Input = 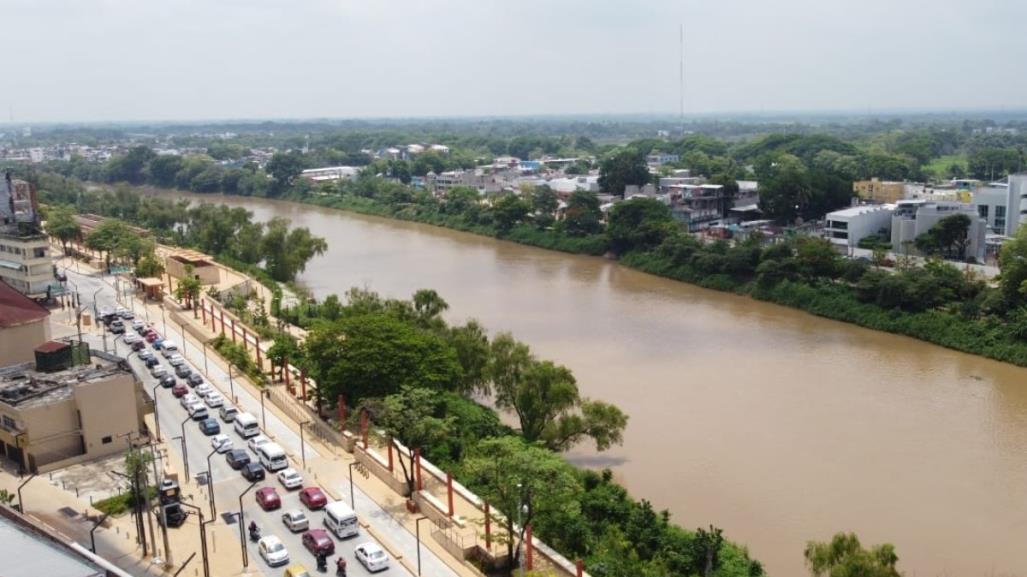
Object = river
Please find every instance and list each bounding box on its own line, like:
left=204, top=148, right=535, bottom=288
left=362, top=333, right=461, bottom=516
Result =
left=158, top=191, right=1027, bottom=577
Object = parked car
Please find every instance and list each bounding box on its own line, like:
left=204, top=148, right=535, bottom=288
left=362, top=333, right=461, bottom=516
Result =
left=152, top=337, right=165, bottom=350
left=195, top=383, right=214, bottom=397
left=277, top=468, right=303, bottom=490
left=354, top=542, right=390, bottom=573
left=257, top=535, right=290, bottom=567
left=150, top=364, right=168, bottom=378
left=281, top=510, right=309, bottom=533
left=211, top=434, right=233, bottom=453
left=226, top=449, right=250, bottom=469
left=138, top=349, right=155, bottom=362
left=109, top=320, right=125, bottom=334
left=172, top=383, right=188, bottom=398
left=143, top=355, right=160, bottom=368
left=131, top=320, right=146, bottom=333
left=256, top=487, right=281, bottom=511
left=117, top=308, right=134, bottom=320
left=248, top=434, right=271, bottom=454
left=242, top=462, right=266, bottom=481
left=174, top=364, right=192, bottom=378
left=219, top=405, right=238, bottom=423
left=161, top=343, right=179, bottom=358
left=160, top=375, right=176, bottom=388
left=187, top=373, right=204, bottom=387
left=145, top=331, right=160, bottom=343
left=168, top=354, right=186, bottom=367
left=301, top=529, right=335, bottom=557
left=131, top=340, right=145, bottom=352
left=180, top=393, right=199, bottom=408
left=204, top=393, right=224, bottom=408
left=198, top=418, right=220, bottom=435
left=160, top=502, right=186, bottom=528
left=190, top=405, right=209, bottom=421
left=123, top=334, right=141, bottom=345
left=298, top=487, right=327, bottom=510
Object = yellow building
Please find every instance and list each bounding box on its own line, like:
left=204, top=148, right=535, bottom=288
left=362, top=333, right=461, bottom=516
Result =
left=0, top=343, right=149, bottom=473
left=0, top=279, right=51, bottom=367
left=854, top=178, right=905, bottom=204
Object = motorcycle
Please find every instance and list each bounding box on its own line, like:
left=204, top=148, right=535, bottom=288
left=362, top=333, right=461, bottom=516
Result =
left=335, top=557, right=348, bottom=577
left=248, top=521, right=260, bottom=543
left=316, top=552, right=328, bottom=573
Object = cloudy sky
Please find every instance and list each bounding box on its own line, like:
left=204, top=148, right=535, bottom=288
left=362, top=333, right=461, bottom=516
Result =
left=4, top=0, right=1025, bottom=123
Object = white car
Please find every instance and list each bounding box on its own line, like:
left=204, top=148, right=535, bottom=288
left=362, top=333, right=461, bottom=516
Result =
left=180, top=393, right=200, bottom=408
left=277, top=468, right=302, bottom=490
left=167, top=354, right=186, bottom=367
left=248, top=434, right=271, bottom=454
left=258, top=535, right=290, bottom=567
left=204, top=393, right=224, bottom=408
left=187, top=402, right=207, bottom=417
left=281, top=509, right=308, bottom=532
left=211, top=434, right=233, bottom=453
left=195, top=384, right=214, bottom=397
left=354, top=542, right=389, bottom=572
left=161, top=342, right=179, bottom=358
left=123, top=333, right=141, bottom=345
left=150, top=365, right=168, bottom=378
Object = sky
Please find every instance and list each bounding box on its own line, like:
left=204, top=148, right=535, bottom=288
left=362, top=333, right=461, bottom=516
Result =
left=4, top=0, right=1026, bottom=123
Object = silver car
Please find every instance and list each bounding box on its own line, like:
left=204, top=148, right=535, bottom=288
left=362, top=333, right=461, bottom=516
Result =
left=281, top=509, right=309, bottom=533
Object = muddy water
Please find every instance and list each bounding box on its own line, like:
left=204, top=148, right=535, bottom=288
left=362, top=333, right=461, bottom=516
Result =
left=169, top=192, right=1027, bottom=576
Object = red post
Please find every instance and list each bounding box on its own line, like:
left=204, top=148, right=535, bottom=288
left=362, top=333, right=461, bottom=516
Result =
left=337, top=394, right=346, bottom=428
left=284, top=357, right=291, bottom=392
left=387, top=443, right=394, bottom=472
left=415, top=448, right=423, bottom=491
left=576, top=559, right=584, bottom=577
left=446, top=472, right=454, bottom=517
left=230, top=319, right=236, bottom=342
left=300, top=369, right=308, bottom=401
left=201, top=303, right=206, bottom=325
left=484, top=502, right=491, bottom=549
left=360, top=410, right=368, bottom=449
left=219, top=309, right=225, bottom=336
left=525, top=524, right=533, bottom=570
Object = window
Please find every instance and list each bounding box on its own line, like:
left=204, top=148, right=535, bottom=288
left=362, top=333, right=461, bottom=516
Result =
left=2, top=415, right=17, bottom=432
left=101, top=436, right=112, bottom=444
left=33, top=247, right=46, bottom=258
left=996, top=206, right=1007, bottom=218
left=978, top=205, right=989, bottom=218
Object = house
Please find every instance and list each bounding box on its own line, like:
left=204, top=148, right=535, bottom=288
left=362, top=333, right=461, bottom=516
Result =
left=426, top=170, right=502, bottom=196
left=667, top=184, right=728, bottom=231
left=824, top=205, right=894, bottom=250
left=164, top=248, right=219, bottom=285
left=0, top=279, right=50, bottom=367
left=300, top=166, right=360, bottom=183
left=0, top=173, right=52, bottom=299
left=854, top=178, right=905, bottom=204
left=429, top=144, right=450, bottom=156
left=0, top=344, right=149, bottom=474
left=890, top=200, right=987, bottom=261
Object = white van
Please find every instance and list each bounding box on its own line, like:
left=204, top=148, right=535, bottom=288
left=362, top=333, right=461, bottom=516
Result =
left=233, top=412, right=260, bottom=438
left=258, top=442, right=288, bottom=472
left=323, top=501, right=359, bottom=539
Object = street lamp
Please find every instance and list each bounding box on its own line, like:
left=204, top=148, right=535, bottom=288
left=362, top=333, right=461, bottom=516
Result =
left=260, top=389, right=267, bottom=430
left=298, top=421, right=308, bottom=470
left=89, top=512, right=110, bottom=554
left=16, top=473, right=36, bottom=514
left=348, top=462, right=358, bottom=511
left=236, top=481, right=259, bottom=569
left=227, top=364, right=235, bottom=403
left=415, top=516, right=429, bottom=576
left=151, top=382, right=162, bottom=442
left=205, top=447, right=218, bottom=518
left=175, top=414, right=191, bottom=481
left=176, top=500, right=210, bottom=577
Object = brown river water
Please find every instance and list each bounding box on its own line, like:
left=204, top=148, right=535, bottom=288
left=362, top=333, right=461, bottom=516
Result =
left=161, top=191, right=1027, bottom=577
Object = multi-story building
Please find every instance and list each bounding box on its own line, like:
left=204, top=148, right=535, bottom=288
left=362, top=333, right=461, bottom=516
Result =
left=0, top=280, right=50, bottom=367
left=426, top=170, right=501, bottom=196
left=0, top=173, right=53, bottom=299
left=646, top=152, right=680, bottom=166
left=967, top=174, right=1027, bottom=236
left=824, top=205, right=894, bottom=250
left=891, top=200, right=988, bottom=261
left=854, top=178, right=906, bottom=204
left=0, top=343, right=148, bottom=474
left=668, top=184, right=728, bottom=231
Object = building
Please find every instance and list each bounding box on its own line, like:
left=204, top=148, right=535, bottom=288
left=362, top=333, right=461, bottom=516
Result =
left=854, top=178, right=906, bottom=204
left=891, top=200, right=988, bottom=261
left=1009, top=173, right=1027, bottom=235
left=0, top=506, right=129, bottom=577
left=646, top=152, right=680, bottom=166
left=824, top=205, right=894, bottom=250
left=0, top=343, right=149, bottom=473
left=0, top=172, right=53, bottom=298
left=426, top=170, right=501, bottom=196
left=164, top=248, right=219, bottom=285
left=0, top=280, right=50, bottom=366
left=300, top=166, right=360, bottom=183
left=668, top=184, right=729, bottom=231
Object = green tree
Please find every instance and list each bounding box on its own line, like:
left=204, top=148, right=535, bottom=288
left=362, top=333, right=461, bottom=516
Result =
left=492, top=194, right=531, bottom=234
left=84, top=218, right=133, bottom=271
left=445, top=320, right=491, bottom=395
left=563, top=190, right=603, bottom=236
left=368, top=387, right=454, bottom=495
left=532, top=185, right=559, bottom=218
left=175, top=264, right=203, bottom=315
left=260, top=217, right=328, bottom=282
left=461, top=437, right=582, bottom=566
left=45, top=205, right=82, bottom=256
left=804, top=533, right=901, bottom=577
left=794, top=237, right=841, bottom=281
left=598, top=148, right=650, bottom=196
left=606, top=197, right=676, bottom=254
left=148, top=155, right=184, bottom=188
left=998, top=224, right=1027, bottom=308
left=134, top=254, right=164, bottom=278
left=265, top=151, right=306, bottom=195
left=914, top=214, right=971, bottom=260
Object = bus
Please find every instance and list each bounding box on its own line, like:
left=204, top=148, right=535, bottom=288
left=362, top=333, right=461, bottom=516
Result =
left=233, top=412, right=260, bottom=438
left=258, top=442, right=288, bottom=472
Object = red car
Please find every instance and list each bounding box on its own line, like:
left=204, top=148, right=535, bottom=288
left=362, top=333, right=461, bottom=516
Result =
left=256, top=487, right=281, bottom=511
left=301, top=529, right=334, bottom=556
left=172, top=383, right=188, bottom=397
left=145, top=331, right=160, bottom=343
left=298, top=487, right=327, bottom=510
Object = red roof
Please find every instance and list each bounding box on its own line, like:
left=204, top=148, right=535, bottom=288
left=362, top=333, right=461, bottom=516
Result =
left=34, top=341, right=68, bottom=354
left=0, top=279, right=50, bottom=328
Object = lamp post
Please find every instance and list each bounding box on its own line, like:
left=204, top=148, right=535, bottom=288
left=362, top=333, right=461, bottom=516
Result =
left=89, top=512, right=110, bottom=553
left=415, top=516, right=429, bottom=576
left=16, top=473, right=36, bottom=514
left=175, top=413, right=191, bottom=481
left=348, top=462, right=358, bottom=510
left=298, top=421, right=308, bottom=470
left=517, top=483, right=526, bottom=577
left=236, top=481, right=259, bottom=569
left=177, top=501, right=210, bottom=577
left=147, top=443, right=172, bottom=567
left=227, top=364, right=235, bottom=403
left=179, top=321, right=187, bottom=356
left=151, top=383, right=162, bottom=442
left=205, top=447, right=218, bottom=518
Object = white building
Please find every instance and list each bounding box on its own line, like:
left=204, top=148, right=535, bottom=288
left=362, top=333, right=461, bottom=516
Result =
left=646, top=153, right=680, bottom=166
left=891, top=200, right=988, bottom=261
left=300, top=166, right=361, bottom=183
left=824, top=205, right=894, bottom=250
left=968, top=174, right=1027, bottom=237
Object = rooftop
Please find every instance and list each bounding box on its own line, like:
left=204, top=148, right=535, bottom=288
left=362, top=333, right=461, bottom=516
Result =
left=0, top=350, right=129, bottom=410
left=166, top=247, right=213, bottom=264
left=0, top=510, right=106, bottom=577
left=827, top=205, right=893, bottom=219
left=0, top=279, right=50, bottom=328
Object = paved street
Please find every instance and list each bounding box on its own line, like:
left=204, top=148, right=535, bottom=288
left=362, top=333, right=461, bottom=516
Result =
left=60, top=263, right=417, bottom=577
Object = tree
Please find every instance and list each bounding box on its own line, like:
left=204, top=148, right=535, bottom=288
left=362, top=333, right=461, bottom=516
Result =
left=461, top=437, right=582, bottom=566
left=492, top=194, right=531, bottom=234
left=134, top=254, right=164, bottom=278
left=998, top=224, right=1027, bottom=308
left=369, top=387, right=454, bottom=495
left=84, top=218, right=133, bottom=271
left=794, top=237, right=840, bottom=281
left=175, top=264, right=203, bottom=315
left=914, top=214, right=971, bottom=260
left=606, top=197, right=676, bottom=254
left=445, top=320, right=491, bottom=395
left=563, top=190, right=603, bottom=236
left=804, top=533, right=901, bottom=577
left=45, top=205, right=81, bottom=255
left=260, top=217, right=328, bottom=282
left=598, top=148, right=650, bottom=196
left=694, top=525, right=725, bottom=577
left=488, top=334, right=627, bottom=452
left=148, top=155, right=184, bottom=188
left=265, top=151, right=306, bottom=195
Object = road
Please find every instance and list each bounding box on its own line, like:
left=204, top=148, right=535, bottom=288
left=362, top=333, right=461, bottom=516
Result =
left=63, top=264, right=413, bottom=577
